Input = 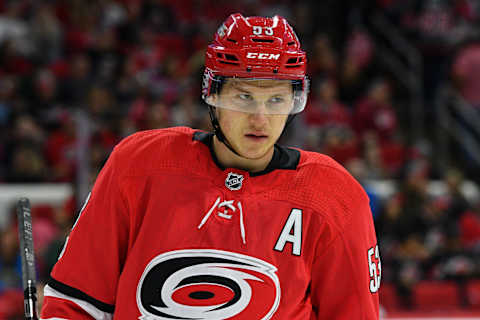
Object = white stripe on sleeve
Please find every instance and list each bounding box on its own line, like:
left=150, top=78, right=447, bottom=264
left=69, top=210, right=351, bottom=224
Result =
left=43, top=285, right=113, bottom=320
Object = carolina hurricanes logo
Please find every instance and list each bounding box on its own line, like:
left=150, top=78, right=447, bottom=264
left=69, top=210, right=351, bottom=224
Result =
left=136, top=249, right=281, bottom=320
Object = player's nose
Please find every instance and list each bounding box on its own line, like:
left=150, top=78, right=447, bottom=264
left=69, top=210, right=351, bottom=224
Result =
left=247, top=105, right=269, bottom=127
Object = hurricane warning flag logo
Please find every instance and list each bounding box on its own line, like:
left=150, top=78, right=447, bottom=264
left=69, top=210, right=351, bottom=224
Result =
left=136, top=249, right=280, bottom=320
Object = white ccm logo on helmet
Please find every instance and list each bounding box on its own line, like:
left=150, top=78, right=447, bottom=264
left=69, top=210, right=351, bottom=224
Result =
left=246, top=52, right=280, bottom=60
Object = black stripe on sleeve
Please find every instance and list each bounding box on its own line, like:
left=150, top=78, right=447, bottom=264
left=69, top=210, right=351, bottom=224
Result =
left=48, top=277, right=115, bottom=313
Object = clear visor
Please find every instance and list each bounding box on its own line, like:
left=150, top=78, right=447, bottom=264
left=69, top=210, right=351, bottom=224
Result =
left=203, top=76, right=309, bottom=115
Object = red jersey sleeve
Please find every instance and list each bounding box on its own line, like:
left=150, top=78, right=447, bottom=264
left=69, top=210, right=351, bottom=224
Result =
left=41, top=143, right=130, bottom=319
left=310, top=177, right=380, bottom=319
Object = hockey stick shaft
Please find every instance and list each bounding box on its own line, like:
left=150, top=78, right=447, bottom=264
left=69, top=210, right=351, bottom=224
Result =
left=17, top=198, right=38, bottom=320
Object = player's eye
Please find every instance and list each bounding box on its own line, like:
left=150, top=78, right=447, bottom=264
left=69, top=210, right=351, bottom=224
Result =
left=237, top=93, right=253, bottom=101
left=269, top=96, right=284, bottom=104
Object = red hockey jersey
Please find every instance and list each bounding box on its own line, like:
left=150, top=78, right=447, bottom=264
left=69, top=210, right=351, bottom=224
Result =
left=41, top=127, right=380, bottom=319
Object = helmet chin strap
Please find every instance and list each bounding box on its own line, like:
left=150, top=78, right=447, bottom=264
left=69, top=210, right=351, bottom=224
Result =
left=208, top=106, right=297, bottom=159
left=208, top=106, right=242, bottom=157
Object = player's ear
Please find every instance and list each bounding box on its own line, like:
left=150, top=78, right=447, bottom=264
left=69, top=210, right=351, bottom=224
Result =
left=208, top=93, right=222, bottom=117
left=209, top=93, right=219, bottom=105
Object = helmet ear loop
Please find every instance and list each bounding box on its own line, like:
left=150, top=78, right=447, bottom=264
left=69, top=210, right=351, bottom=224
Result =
left=208, top=105, right=242, bottom=157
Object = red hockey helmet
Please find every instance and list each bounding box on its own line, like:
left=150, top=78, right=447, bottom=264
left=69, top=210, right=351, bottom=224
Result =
left=202, top=13, right=309, bottom=115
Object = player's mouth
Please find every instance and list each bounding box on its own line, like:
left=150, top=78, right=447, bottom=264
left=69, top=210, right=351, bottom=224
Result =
left=244, top=133, right=268, bottom=141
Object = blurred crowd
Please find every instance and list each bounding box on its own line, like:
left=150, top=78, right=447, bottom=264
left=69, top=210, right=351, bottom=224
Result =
left=1, top=0, right=480, bottom=317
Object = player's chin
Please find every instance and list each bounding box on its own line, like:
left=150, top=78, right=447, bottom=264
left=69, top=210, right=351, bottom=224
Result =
left=239, top=144, right=273, bottom=160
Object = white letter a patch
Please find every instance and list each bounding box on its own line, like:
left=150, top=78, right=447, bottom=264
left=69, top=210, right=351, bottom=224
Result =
left=274, top=209, right=302, bottom=256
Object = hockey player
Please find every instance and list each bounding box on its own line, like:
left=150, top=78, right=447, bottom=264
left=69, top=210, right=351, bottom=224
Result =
left=41, top=13, right=380, bottom=319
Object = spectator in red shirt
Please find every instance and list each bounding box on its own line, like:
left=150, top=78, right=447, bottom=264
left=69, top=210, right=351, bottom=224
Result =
left=44, top=111, right=76, bottom=182
left=452, top=43, right=480, bottom=107
left=354, top=77, right=397, bottom=143
left=305, top=77, right=358, bottom=164
left=459, top=200, right=480, bottom=249
left=305, top=76, right=351, bottom=127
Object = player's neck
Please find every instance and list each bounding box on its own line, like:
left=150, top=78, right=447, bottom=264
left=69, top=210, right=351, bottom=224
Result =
left=212, top=136, right=274, bottom=173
